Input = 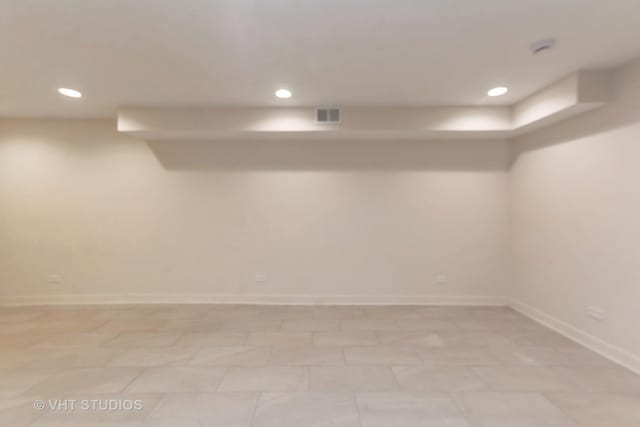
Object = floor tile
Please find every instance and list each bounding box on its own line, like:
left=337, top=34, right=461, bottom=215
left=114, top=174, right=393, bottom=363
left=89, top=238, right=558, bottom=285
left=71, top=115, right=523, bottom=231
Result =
left=108, top=348, right=198, bottom=367
left=28, top=393, right=161, bottom=427
left=552, top=366, right=640, bottom=392
left=506, top=331, right=579, bottom=348
left=253, top=392, right=360, bottom=427
left=103, top=333, right=182, bottom=348
left=218, top=367, right=309, bottom=391
left=546, top=392, right=640, bottom=427
left=26, top=367, right=142, bottom=394
left=310, top=366, right=399, bottom=391
left=394, top=319, right=459, bottom=331
left=94, top=319, right=167, bottom=334
left=436, top=331, right=515, bottom=348
left=142, top=392, right=258, bottom=427
left=0, top=368, right=59, bottom=395
left=393, top=366, right=488, bottom=392
left=489, top=347, right=566, bottom=367
left=125, top=367, right=227, bottom=392
left=472, top=367, right=576, bottom=392
left=344, top=346, right=423, bottom=365
left=313, top=331, right=379, bottom=346
left=453, top=318, right=529, bottom=332
left=190, top=346, right=270, bottom=367
left=341, top=319, right=399, bottom=331
left=0, top=395, right=45, bottom=427
left=357, top=392, right=472, bottom=427
left=153, top=319, right=222, bottom=332
left=310, top=307, right=368, bottom=320
left=0, top=351, right=31, bottom=369
left=0, top=309, right=45, bottom=323
left=246, top=332, right=313, bottom=346
left=24, top=348, right=120, bottom=369
left=0, top=304, right=637, bottom=426
left=174, top=332, right=247, bottom=347
left=268, top=346, right=345, bottom=366
left=416, top=348, right=500, bottom=367
left=556, top=348, right=617, bottom=367
left=33, top=332, right=119, bottom=348
left=219, top=320, right=282, bottom=332
left=376, top=331, right=446, bottom=347
left=33, top=319, right=109, bottom=335
left=456, top=391, right=580, bottom=427
left=280, top=319, right=341, bottom=332
left=0, top=332, right=50, bottom=350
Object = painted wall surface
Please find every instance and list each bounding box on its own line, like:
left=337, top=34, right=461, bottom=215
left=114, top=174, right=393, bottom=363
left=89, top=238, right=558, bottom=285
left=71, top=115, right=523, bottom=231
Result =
left=0, top=120, right=509, bottom=303
left=510, top=59, right=640, bottom=362
left=2, top=60, right=638, bottom=370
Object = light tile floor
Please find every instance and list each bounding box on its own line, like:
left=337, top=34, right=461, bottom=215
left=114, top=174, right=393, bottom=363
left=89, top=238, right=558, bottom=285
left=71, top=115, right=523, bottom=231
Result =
left=0, top=305, right=639, bottom=426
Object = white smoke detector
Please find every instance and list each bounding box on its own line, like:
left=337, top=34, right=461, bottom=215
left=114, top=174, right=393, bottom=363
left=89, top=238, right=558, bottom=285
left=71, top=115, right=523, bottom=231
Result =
left=530, top=38, right=556, bottom=55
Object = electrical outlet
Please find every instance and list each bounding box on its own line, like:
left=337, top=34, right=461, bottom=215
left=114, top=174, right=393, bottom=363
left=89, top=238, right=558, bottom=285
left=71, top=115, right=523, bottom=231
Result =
left=435, top=274, right=449, bottom=285
left=587, top=306, right=606, bottom=321
left=254, top=274, right=266, bottom=283
left=47, top=274, right=62, bottom=285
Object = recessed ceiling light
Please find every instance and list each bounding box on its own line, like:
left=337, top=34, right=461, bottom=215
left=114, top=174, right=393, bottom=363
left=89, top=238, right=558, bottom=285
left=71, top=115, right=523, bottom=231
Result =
left=487, top=86, right=508, bottom=97
left=275, top=89, right=292, bottom=99
left=58, top=88, right=83, bottom=98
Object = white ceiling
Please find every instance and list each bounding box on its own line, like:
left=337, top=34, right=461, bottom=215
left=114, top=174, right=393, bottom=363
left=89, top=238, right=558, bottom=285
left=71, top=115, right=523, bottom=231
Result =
left=2, top=0, right=640, bottom=118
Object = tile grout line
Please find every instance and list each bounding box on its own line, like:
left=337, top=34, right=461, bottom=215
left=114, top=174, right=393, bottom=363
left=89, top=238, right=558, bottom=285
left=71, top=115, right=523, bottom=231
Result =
left=248, top=391, right=261, bottom=427
left=353, top=391, right=365, bottom=427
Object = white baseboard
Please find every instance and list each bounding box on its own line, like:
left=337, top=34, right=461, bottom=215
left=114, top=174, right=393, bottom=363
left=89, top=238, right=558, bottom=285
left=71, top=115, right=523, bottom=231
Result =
left=510, top=299, right=640, bottom=375
left=0, top=293, right=506, bottom=307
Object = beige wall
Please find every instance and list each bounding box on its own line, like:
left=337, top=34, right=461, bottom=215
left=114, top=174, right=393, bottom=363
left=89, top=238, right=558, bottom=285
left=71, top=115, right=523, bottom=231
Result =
left=0, top=120, right=509, bottom=304
left=509, top=59, right=640, bottom=367
left=2, top=61, right=638, bottom=370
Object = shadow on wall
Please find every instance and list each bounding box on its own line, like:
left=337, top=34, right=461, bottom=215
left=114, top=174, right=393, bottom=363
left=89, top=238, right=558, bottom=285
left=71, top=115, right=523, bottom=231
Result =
left=510, top=106, right=640, bottom=165
left=510, top=59, right=640, bottom=164
left=146, top=139, right=509, bottom=172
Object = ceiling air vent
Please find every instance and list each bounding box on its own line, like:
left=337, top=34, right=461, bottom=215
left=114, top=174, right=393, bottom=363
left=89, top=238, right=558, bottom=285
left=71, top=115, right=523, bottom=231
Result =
left=316, top=107, right=341, bottom=124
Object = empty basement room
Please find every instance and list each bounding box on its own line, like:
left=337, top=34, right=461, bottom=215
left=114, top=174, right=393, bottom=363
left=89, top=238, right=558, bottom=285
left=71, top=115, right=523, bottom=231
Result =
left=2, top=1, right=640, bottom=426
